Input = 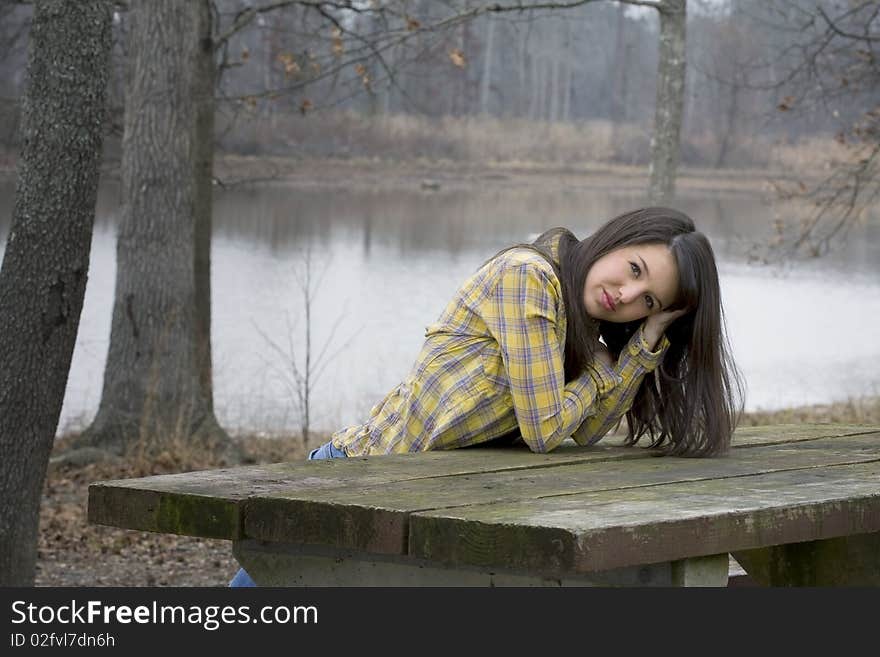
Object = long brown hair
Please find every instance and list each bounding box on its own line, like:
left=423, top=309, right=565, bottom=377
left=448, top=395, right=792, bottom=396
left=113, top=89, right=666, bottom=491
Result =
left=531, top=207, right=744, bottom=456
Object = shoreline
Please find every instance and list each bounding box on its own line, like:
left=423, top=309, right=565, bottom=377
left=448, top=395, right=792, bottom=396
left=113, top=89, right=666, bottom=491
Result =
left=0, top=152, right=795, bottom=198
left=214, top=154, right=789, bottom=198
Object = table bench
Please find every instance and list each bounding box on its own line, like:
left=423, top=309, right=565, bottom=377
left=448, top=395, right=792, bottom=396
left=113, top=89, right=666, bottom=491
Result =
left=87, top=424, right=880, bottom=586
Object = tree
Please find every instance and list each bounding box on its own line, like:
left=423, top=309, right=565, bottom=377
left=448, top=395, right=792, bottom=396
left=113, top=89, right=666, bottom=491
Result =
left=641, top=0, right=687, bottom=203
left=602, top=0, right=687, bottom=202
left=256, top=248, right=357, bottom=449
left=77, top=0, right=232, bottom=458
left=764, top=0, right=880, bottom=256
left=0, top=0, right=112, bottom=586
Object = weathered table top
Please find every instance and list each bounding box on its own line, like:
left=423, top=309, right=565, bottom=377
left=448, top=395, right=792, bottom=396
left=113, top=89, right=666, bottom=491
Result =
left=88, top=424, right=880, bottom=577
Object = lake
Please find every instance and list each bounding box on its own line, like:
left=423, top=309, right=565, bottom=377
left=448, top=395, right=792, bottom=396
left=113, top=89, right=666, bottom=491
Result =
left=2, top=174, right=879, bottom=435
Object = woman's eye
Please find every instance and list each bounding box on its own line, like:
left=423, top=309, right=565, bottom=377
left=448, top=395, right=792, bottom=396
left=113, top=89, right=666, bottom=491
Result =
left=630, top=262, right=641, bottom=276
left=645, top=295, right=654, bottom=309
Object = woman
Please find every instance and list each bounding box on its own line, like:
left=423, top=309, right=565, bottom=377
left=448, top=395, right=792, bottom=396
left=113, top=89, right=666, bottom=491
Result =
left=230, top=206, right=743, bottom=586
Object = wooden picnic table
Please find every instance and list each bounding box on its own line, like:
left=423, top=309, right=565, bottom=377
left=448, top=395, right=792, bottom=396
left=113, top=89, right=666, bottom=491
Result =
left=88, top=424, right=880, bottom=586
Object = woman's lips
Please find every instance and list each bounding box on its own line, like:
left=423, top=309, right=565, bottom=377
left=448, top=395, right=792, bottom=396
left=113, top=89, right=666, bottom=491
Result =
left=602, top=289, right=616, bottom=311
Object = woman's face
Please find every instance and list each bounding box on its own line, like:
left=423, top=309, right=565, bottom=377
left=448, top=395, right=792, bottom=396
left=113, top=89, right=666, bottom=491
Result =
left=582, top=243, right=680, bottom=323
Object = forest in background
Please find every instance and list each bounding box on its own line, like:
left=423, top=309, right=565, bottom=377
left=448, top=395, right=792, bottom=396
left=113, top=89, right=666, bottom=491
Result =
left=0, top=0, right=861, bottom=172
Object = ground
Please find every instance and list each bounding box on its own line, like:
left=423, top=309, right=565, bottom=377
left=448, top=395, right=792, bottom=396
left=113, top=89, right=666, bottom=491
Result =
left=33, top=397, right=880, bottom=587
left=36, top=462, right=237, bottom=587
left=35, top=432, right=314, bottom=587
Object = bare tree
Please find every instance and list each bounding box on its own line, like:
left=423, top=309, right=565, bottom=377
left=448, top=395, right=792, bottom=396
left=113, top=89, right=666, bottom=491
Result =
left=0, top=0, right=112, bottom=586
left=256, top=249, right=357, bottom=449
left=763, top=0, right=880, bottom=257
left=213, top=1, right=685, bottom=179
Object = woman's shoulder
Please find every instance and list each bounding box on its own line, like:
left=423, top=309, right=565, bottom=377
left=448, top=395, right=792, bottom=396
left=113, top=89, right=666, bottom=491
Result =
left=486, top=247, right=562, bottom=300
left=492, top=245, right=558, bottom=274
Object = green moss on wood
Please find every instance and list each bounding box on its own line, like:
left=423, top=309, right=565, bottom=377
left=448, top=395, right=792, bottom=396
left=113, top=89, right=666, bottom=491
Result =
left=156, top=494, right=240, bottom=540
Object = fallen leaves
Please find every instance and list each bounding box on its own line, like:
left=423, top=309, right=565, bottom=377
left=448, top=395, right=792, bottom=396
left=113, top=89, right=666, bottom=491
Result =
left=449, top=48, right=466, bottom=69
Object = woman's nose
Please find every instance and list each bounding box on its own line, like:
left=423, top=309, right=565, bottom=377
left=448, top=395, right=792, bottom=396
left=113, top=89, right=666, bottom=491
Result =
left=617, top=284, right=637, bottom=305
left=619, top=282, right=648, bottom=306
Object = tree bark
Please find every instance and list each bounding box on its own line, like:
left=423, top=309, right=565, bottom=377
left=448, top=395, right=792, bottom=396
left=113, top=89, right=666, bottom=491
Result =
left=0, top=0, right=111, bottom=586
left=80, top=0, right=230, bottom=457
left=194, top=0, right=216, bottom=414
left=648, top=0, right=687, bottom=204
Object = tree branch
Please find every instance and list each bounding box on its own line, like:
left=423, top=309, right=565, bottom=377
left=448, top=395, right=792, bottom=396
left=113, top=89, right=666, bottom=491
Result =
left=817, top=3, right=880, bottom=44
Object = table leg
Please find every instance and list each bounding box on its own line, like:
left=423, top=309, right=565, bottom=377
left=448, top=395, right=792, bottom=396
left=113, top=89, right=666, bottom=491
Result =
left=670, top=553, right=730, bottom=587
left=732, top=531, right=880, bottom=586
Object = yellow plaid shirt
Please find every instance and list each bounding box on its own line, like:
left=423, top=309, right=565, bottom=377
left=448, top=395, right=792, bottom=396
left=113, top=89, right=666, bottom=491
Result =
left=332, top=240, right=670, bottom=456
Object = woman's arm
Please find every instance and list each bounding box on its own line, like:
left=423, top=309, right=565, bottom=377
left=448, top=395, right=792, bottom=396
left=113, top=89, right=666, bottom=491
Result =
left=571, top=326, right=670, bottom=446
left=571, top=308, right=687, bottom=445
left=482, top=259, right=617, bottom=453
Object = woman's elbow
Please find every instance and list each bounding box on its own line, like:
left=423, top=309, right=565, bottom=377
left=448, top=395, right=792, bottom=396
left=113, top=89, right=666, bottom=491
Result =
left=523, top=432, right=563, bottom=454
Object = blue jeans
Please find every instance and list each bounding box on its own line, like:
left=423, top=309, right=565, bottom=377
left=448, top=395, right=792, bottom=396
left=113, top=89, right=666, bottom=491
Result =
left=228, top=441, right=347, bottom=587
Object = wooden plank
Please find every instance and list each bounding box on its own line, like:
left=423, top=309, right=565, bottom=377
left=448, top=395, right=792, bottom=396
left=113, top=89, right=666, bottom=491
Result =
left=409, top=460, right=880, bottom=575
left=729, top=424, right=877, bottom=447
left=87, top=442, right=651, bottom=537
left=242, top=433, right=880, bottom=552
left=232, top=539, right=677, bottom=587
left=88, top=485, right=241, bottom=540
left=600, top=424, right=875, bottom=449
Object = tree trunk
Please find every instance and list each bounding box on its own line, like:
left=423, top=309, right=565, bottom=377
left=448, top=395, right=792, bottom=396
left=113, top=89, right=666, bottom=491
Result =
left=549, top=58, right=560, bottom=122
left=0, top=0, right=111, bottom=586
left=80, top=0, right=230, bottom=457
left=612, top=3, right=628, bottom=121
left=648, top=0, right=687, bottom=204
left=715, top=78, right=740, bottom=168
left=382, top=44, right=396, bottom=115
left=518, top=18, right=533, bottom=117
left=194, top=0, right=216, bottom=415
left=479, top=15, right=495, bottom=116
left=561, top=20, right=572, bottom=123
left=528, top=53, right=540, bottom=120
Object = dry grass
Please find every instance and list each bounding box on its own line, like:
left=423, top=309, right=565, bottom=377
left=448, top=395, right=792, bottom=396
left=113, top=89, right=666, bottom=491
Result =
left=740, top=396, right=880, bottom=427
left=766, top=135, right=853, bottom=173
left=217, top=109, right=848, bottom=176
left=221, top=110, right=644, bottom=164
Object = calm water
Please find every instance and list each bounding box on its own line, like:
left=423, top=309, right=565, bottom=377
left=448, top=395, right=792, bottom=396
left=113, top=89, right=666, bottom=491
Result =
left=2, top=178, right=879, bottom=435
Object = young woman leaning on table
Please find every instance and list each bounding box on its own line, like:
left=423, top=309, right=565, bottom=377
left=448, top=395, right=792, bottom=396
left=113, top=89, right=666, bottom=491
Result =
left=229, top=206, right=743, bottom=587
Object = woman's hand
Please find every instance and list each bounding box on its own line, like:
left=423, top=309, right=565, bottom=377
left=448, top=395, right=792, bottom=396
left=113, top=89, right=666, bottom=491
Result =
left=642, top=307, right=690, bottom=350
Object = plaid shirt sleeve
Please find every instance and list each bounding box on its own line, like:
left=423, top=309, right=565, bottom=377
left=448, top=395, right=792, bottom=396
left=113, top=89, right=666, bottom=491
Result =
left=480, top=258, right=619, bottom=453
left=571, top=326, right=670, bottom=446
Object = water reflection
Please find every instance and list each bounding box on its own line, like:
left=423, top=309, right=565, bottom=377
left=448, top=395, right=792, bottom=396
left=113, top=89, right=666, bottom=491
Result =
left=211, top=184, right=749, bottom=258
left=1, top=178, right=878, bottom=434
